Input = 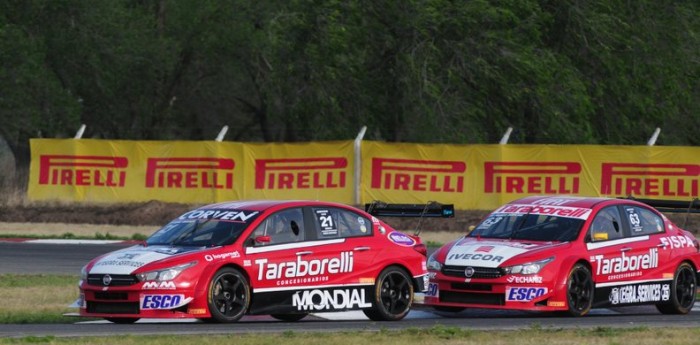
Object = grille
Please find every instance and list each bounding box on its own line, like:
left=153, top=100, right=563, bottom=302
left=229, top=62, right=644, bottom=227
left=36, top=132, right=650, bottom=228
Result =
left=450, top=283, right=492, bottom=291
left=87, top=274, right=139, bottom=287
left=87, top=302, right=139, bottom=314
left=94, top=292, right=129, bottom=301
left=442, top=265, right=504, bottom=279
left=440, top=291, right=504, bottom=306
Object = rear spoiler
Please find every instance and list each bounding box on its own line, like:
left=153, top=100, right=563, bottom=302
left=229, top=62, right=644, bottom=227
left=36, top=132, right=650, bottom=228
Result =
left=623, top=197, right=700, bottom=213
left=364, top=201, right=454, bottom=236
left=365, top=201, right=455, bottom=218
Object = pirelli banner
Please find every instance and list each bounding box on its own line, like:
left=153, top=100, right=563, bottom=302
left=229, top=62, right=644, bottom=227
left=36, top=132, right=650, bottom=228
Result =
left=362, top=142, right=700, bottom=210
left=28, top=139, right=353, bottom=204
left=29, top=139, right=700, bottom=209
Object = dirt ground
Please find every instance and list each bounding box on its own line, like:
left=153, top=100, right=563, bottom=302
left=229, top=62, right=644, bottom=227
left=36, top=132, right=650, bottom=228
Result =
left=1, top=200, right=699, bottom=242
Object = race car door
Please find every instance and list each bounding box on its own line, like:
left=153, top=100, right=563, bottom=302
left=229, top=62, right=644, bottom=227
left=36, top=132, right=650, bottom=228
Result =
left=243, top=207, right=309, bottom=314
left=290, top=206, right=375, bottom=313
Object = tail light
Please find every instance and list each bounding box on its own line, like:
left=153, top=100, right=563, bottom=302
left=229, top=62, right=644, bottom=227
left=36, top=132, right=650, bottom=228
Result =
left=413, top=243, right=427, bottom=256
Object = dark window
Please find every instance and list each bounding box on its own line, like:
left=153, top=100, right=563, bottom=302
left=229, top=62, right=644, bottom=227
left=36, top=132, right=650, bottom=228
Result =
left=313, top=208, right=372, bottom=239
left=251, top=208, right=304, bottom=245
left=588, top=206, right=624, bottom=242
left=624, top=206, right=664, bottom=236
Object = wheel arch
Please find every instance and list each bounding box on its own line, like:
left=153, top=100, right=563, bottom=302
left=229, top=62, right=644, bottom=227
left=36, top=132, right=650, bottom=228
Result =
left=377, top=263, right=421, bottom=291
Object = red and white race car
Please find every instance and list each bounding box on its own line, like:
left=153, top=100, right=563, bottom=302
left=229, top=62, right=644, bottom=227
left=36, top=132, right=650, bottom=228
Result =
left=75, top=200, right=449, bottom=323
left=423, top=196, right=700, bottom=316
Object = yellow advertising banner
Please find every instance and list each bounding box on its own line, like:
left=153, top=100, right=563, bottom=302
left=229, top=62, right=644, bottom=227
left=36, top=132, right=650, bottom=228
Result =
left=29, top=139, right=700, bottom=209
left=362, top=142, right=700, bottom=210
left=28, top=139, right=245, bottom=203
left=241, top=141, right=354, bottom=203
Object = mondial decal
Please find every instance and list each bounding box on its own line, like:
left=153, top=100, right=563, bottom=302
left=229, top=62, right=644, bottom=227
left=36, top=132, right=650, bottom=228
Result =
left=591, top=248, right=659, bottom=276
left=292, top=288, right=371, bottom=311
left=371, top=158, right=465, bottom=192
left=255, top=157, right=347, bottom=189
left=484, top=162, right=580, bottom=194
left=256, top=252, right=354, bottom=280
left=145, top=157, right=234, bottom=189
left=601, top=163, right=700, bottom=197
left=38, top=155, right=128, bottom=187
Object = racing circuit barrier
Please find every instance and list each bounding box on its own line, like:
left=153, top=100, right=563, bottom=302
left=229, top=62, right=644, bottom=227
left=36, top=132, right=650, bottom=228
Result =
left=27, top=138, right=700, bottom=210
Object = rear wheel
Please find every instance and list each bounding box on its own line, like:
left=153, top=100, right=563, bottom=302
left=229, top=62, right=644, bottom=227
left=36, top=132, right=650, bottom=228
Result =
left=566, top=263, right=593, bottom=316
left=105, top=317, right=139, bottom=324
left=271, top=313, right=308, bottom=321
left=207, top=267, right=250, bottom=323
left=363, top=266, right=413, bottom=321
left=656, top=262, right=696, bottom=314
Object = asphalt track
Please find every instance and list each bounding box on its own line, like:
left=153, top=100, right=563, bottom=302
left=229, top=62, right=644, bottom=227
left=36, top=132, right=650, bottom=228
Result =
left=1, top=241, right=700, bottom=338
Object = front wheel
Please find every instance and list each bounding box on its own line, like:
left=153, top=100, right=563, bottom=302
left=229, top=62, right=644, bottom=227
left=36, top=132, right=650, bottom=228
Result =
left=566, top=263, right=593, bottom=316
left=363, top=266, right=413, bottom=321
left=207, top=267, right=250, bottom=323
left=656, top=262, right=696, bottom=314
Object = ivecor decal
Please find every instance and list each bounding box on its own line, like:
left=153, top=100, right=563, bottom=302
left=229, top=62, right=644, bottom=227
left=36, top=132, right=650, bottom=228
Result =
left=388, top=231, right=416, bottom=247
left=292, top=288, right=371, bottom=311
left=255, top=251, right=354, bottom=281
left=484, top=162, right=580, bottom=194
left=445, top=242, right=532, bottom=268
left=255, top=157, right=347, bottom=189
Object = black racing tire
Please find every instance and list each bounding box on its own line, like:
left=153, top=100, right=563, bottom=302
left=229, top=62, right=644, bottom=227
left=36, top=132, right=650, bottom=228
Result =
left=105, top=317, right=139, bottom=324
left=565, top=263, right=594, bottom=316
left=271, top=313, right=308, bottom=322
left=433, top=306, right=466, bottom=313
left=207, top=267, right=250, bottom=323
left=656, top=262, right=696, bottom=315
left=362, top=266, right=414, bottom=321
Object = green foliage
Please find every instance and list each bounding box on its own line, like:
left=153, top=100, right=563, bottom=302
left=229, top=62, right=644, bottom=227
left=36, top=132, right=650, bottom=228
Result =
left=0, top=0, right=698, bottom=165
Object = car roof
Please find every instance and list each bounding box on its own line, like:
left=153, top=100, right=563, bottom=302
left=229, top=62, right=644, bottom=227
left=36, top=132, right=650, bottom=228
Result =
left=508, top=195, right=626, bottom=209
left=195, top=200, right=353, bottom=212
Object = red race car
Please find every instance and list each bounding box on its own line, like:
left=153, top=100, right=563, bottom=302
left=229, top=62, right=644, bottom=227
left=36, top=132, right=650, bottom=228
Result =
left=423, top=196, right=700, bottom=316
left=75, top=200, right=450, bottom=323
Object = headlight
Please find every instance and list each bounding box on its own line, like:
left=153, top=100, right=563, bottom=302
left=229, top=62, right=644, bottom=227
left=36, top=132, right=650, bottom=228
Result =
left=503, top=257, right=554, bottom=275
left=136, top=261, right=197, bottom=282
left=427, top=254, right=442, bottom=271
left=80, top=265, right=88, bottom=281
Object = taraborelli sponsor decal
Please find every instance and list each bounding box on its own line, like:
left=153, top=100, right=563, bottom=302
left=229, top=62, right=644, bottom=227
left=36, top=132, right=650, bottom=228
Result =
left=255, top=157, right=347, bottom=189
left=484, top=162, right=580, bottom=194
left=145, top=157, right=234, bottom=189
left=292, top=288, right=371, bottom=311
left=601, top=163, right=699, bottom=197
left=370, top=158, right=465, bottom=192
left=495, top=204, right=591, bottom=220
left=591, top=248, right=659, bottom=276
left=256, top=251, right=354, bottom=280
left=38, top=155, right=127, bottom=187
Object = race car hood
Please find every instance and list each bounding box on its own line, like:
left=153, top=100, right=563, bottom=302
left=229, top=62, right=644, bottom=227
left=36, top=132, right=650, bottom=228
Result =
left=443, top=237, right=564, bottom=268
left=88, top=245, right=205, bottom=275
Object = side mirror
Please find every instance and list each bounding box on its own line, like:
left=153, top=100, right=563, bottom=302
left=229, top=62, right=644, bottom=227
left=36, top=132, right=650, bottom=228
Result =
left=592, top=232, right=609, bottom=241
left=467, top=225, right=476, bottom=233
left=255, top=235, right=271, bottom=244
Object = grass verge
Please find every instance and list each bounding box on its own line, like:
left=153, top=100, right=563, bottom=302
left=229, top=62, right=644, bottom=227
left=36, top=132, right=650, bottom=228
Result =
left=3, top=326, right=700, bottom=345
left=0, top=275, right=82, bottom=324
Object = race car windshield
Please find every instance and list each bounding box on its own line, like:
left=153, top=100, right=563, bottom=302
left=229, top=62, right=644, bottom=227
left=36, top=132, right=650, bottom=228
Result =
left=146, top=210, right=258, bottom=247
left=468, top=213, right=584, bottom=242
